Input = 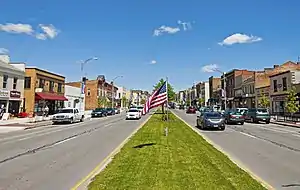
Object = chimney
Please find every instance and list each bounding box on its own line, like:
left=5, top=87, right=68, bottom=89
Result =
left=0, top=54, right=10, bottom=64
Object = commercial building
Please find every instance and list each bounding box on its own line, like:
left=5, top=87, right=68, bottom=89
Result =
left=208, top=76, right=221, bottom=105
left=66, top=75, right=118, bottom=110
left=24, top=67, right=67, bottom=115
left=64, top=85, right=85, bottom=112
left=0, top=59, right=25, bottom=115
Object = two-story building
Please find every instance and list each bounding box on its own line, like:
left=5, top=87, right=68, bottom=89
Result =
left=66, top=75, right=118, bottom=110
left=269, top=70, right=300, bottom=113
left=0, top=60, right=25, bottom=115
left=208, top=76, right=221, bottom=106
left=234, top=74, right=255, bottom=108
left=24, top=67, right=67, bottom=115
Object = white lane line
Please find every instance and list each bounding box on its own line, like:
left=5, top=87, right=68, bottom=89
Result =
left=247, top=123, right=297, bottom=134
left=292, top=134, right=300, bottom=138
left=54, top=136, right=78, bottom=146
left=240, top=132, right=258, bottom=139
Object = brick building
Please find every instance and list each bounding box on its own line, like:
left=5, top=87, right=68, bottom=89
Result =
left=208, top=76, right=221, bottom=105
left=66, top=76, right=118, bottom=110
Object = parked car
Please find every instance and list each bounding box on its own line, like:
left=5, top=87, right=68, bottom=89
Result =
left=197, top=112, right=225, bottom=130
left=91, top=108, right=107, bottom=117
left=52, top=108, right=84, bottom=124
left=179, top=105, right=185, bottom=110
left=126, top=108, right=141, bottom=120
left=186, top=106, right=197, bottom=114
left=223, top=109, right=245, bottom=125
left=137, top=106, right=144, bottom=113
left=236, top=108, right=248, bottom=115
left=106, top=108, right=116, bottom=115
left=244, top=108, right=270, bottom=124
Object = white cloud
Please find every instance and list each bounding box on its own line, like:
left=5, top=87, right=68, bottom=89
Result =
left=177, top=20, right=192, bottom=31
left=218, top=33, right=262, bottom=46
left=150, top=60, right=157, bottom=64
left=201, top=64, right=219, bottom=72
left=0, top=48, right=9, bottom=54
left=38, top=24, right=59, bottom=39
left=35, top=33, right=47, bottom=40
left=0, top=23, right=33, bottom=34
left=153, top=25, right=180, bottom=36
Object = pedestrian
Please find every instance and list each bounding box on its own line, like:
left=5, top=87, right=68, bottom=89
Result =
left=44, top=105, right=49, bottom=117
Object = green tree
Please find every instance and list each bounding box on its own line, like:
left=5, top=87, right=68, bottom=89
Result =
left=258, top=94, right=270, bottom=108
left=153, top=78, right=176, bottom=101
left=121, top=96, right=128, bottom=108
left=140, top=98, right=146, bottom=105
left=98, top=97, right=108, bottom=108
left=285, top=86, right=300, bottom=115
left=198, top=97, right=205, bottom=107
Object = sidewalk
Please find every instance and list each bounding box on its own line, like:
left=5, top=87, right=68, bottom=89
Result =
left=270, top=120, right=300, bottom=128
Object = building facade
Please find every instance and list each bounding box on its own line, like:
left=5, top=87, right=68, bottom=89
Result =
left=64, top=85, right=85, bottom=112
left=208, top=76, right=221, bottom=105
left=24, top=67, right=67, bottom=115
left=0, top=60, right=25, bottom=115
left=234, top=74, right=255, bottom=108
left=67, top=76, right=118, bottom=110
left=269, top=70, right=300, bottom=113
left=255, top=86, right=270, bottom=108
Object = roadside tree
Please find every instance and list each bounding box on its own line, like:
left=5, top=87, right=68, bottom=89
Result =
left=285, top=86, right=300, bottom=116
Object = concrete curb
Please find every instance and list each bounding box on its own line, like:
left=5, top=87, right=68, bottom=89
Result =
left=24, top=121, right=53, bottom=130
left=172, top=111, right=274, bottom=190
left=270, top=121, right=300, bottom=129
left=71, top=114, right=153, bottom=190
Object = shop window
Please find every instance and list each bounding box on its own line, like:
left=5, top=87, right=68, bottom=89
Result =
left=57, top=83, right=62, bottom=93
left=273, top=80, right=278, bottom=92
left=13, top=77, right=18, bottom=89
left=24, top=77, right=31, bottom=89
left=2, top=75, right=8, bottom=89
left=49, top=81, right=54, bottom=92
left=282, top=77, right=287, bottom=91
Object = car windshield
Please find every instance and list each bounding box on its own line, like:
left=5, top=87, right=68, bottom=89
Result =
left=107, top=108, right=113, bottom=111
left=229, top=109, right=242, bottom=115
left=257, top=109, right=268, bottom=114
left=205, top=112, right=222, bottom=119
left=58, top=109, right=73, bottom=113
left=137, top=107, right=143, bottom=109
left=94, top=108, right=104, bottom=112
left=128, top=109, right=139, bottom=112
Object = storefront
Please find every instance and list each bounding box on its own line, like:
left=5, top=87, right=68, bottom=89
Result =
left=8, top=90, right=22, bottom=116
left=35, top=92, right=68, bottom=115
left=271, top=95, right=287, bottom=114
left=0, top=89, right=10, bottom=113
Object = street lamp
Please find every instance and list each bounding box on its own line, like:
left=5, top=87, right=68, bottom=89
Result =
left=79, top=57, right=98, bottom=112
left=111, top=75, right=123, bottom=108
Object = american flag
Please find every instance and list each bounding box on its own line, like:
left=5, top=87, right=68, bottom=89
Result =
left=142, top=81, right=167, bottom=115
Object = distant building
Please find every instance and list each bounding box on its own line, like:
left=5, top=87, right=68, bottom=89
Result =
left=64, top=85, right=85, bottom=112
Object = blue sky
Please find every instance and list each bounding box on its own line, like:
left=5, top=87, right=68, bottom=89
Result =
left=1, top=0, right=300, bottom=92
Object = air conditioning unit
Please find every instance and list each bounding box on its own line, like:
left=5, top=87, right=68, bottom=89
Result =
left=35, top=88, right=43, bottom=92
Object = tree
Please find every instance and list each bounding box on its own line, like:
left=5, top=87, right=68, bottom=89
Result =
left=285, top=86, right=300, bottom=115
left=198, top=97, right=205, bottom=107
left=258, top=94, right=270, bottom=108
left=153, top=78, right=176, bottom=101
left=121, top=96, right=128, bottom=108
left=140, top=98, right=146, bottom=105
left=98, top=97, right=108, bottom=108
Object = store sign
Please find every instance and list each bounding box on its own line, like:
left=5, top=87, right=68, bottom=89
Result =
left=10, top=91, right=21, bottom=98
left=0, top=89, right=9, bottom=98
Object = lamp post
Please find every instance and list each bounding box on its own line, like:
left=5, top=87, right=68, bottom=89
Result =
left=79, top=57, right=98, bottom=112
left=111, top=75, right=123, bottom=108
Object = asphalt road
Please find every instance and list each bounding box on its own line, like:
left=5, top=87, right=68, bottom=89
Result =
left=173, top=109, right=300, bottom=190
left=0, top=112, right=150, bottom=190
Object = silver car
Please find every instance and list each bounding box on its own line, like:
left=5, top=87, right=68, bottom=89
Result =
left=196, top=112, right=225, bottom=130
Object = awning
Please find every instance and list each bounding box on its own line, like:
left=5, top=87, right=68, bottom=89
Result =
left=35, top=92, right=68, bottom=101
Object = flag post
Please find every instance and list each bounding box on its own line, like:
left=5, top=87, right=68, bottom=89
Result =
left=165, top=77, right=169, bottom=136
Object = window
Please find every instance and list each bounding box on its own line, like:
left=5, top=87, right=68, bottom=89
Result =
left=24, top=77, right=31, bottom=89
left=12, top=77, right=18, bottom=89
left=273, top=80, right=278, bottom=92
left=2, top=75, right=8, bottom=89
left=57, top=83, right=62, bottom=93
left=49, top=81, right=54, bottom=92
left=39, top=79, right=45, bottom=88
left=282, top=77, right=287, bottom=91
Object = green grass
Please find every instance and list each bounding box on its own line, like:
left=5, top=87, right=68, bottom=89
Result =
left=88, top=112, right=266, bottom=190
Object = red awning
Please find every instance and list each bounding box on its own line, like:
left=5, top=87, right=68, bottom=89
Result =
left=35, top=92, right=68, bottom=101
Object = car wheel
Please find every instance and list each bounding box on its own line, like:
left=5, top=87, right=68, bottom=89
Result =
left=240, top=122, right=244, bottom=125
left=69, top=117, right=74, bottom=124
left=220, top=126, right=225, bottom=131
left=52, top=122, right=57, bottom=125
left=266, top=121, right=270, bottom=124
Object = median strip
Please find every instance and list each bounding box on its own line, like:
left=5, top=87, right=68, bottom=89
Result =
left=88, top=111, right=266, bottom=190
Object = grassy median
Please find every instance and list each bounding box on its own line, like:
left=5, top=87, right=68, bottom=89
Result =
left=88, top=112, right=266, bottom=190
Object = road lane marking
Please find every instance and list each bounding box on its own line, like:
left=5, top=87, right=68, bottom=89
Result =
left=240, top=132, right=258, bottom=139
left=55, top=136, right=78, bottom=145
left=70, top=115, right=152, bottom=190
left=172, top=111, right=275, bottom=190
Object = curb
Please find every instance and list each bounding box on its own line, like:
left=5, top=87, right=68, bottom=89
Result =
left=24, top=122, right=52, bottom=130
left=71, top=114, right=153, bottom=190
left=270, top=121, right=300, bottom=129
left=172, top=111, right=274, bottom=190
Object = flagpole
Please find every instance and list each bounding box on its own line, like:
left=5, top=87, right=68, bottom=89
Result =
left=165, top=77, right=169, bottom=136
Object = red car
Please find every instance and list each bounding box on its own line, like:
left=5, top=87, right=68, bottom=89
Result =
left=186, top=106, right=197, bottom=114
